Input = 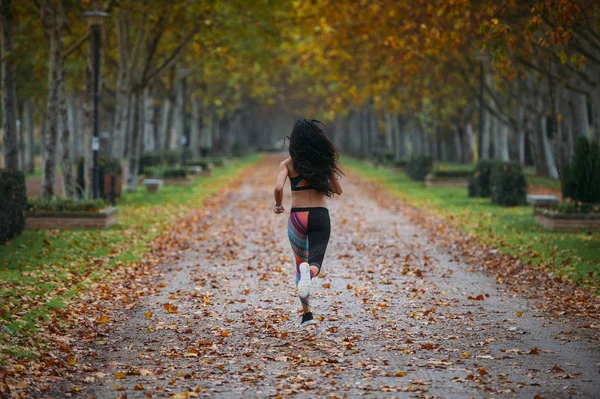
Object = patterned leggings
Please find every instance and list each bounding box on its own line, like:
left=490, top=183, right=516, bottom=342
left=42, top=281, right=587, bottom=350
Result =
left=287, top=207, right=331, bottom=312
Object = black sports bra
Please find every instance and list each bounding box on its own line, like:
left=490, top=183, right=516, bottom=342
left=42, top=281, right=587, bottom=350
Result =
left=290, top=175, right=313, bottom=191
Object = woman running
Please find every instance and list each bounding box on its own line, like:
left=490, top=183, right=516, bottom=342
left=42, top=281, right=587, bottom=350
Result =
left=273, top=118, right=343, bottom=327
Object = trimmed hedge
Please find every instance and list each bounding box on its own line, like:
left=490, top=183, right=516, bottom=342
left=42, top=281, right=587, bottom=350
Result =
left=139, top=150, right=191, bottom=174
left=146, top=166, right=188, bottom=179
left=561, top=136, right=600, bottom=204
left=468, top=160, right=497, bottom=198
left=0, top=170, right=27, bottom=243
left=490, top=162, right=527, bottom=206
left=406, top=155, right=433, bottom=181
left=27, top=197, right=107, bottom=213
left=431, top=169, right=472, bottom=179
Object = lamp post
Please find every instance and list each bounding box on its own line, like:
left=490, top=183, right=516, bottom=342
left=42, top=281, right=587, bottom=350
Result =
left=177, top=68, right=191, bottom=166
left=474, top=49, right=491, bottom=161
left=84, top=10, right=108, bottom=199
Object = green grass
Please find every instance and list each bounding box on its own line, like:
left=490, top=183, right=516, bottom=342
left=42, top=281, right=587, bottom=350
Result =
left=0, top=154, right=261, bottom=346
left=343, top=158, right=600, bottom=289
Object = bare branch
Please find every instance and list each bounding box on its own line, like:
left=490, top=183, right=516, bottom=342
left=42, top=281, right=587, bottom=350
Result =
left=143, top=23, right=202, bottom=85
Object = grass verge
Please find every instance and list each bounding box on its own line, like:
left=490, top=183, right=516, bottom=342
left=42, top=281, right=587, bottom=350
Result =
left=0, top=154, right=261, bottom=349
left=344, top=158, right=600, bottom=289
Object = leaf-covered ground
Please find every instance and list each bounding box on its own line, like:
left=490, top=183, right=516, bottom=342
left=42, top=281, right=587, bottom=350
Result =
left=3, top=155, right=599, bottom=398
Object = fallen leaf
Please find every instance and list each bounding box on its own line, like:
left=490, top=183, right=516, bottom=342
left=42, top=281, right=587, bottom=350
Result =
left=114, top=372, right=126, bottom=379
left=98, top=315, right=110, bottom=324
left=164, top=303, right=179, bottom=313
left=145, top=311, right=153, bottom=319
left=171, top=392, right=199, bottom=398
left=395, top=371, right=407, bottom=377
left=516, top=311, right=523, bottom=317
left=461, top=352, right=470, bottom=358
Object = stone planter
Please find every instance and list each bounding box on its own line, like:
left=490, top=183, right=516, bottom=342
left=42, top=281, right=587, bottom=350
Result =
left=142, top=179, right=163, bottom=193
left=527, top=194, right=558, bottom=214
left=163, top=177, right=194, bottom=186
left=25, top=207, right=118, bottom=230
left=425, top=173, right=468, bottom=188
left=535, top=209, right=600, bottom=232
left=187, top=166, right=204, bottom=175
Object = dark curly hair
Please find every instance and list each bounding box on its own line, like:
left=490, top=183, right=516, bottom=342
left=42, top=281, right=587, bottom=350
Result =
left=288, top=118, right=343, bottom=198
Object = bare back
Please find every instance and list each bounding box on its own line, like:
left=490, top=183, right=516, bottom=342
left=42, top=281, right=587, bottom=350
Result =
left=284, top=157, right=328, bottom=209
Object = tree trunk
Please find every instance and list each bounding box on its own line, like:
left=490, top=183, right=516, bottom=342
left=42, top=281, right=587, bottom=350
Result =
left=112, top=89, right=129, bottom=161
left=40, top=4, right=63, bottom=199
left=465, top=121, right=475, bottom=164
left=190, top=98, right=201, bottom=157
left=158, top=98, right=169, bottom=150
left=497, top=122, right=510, bottom=162
left=142, top=88, right=155, bottom=152
left=453, top=125, right=463, bottom=163
left=384, top=108, right=393, bottom=154
left=18, top=108, right=25, bottom=171
left=0, top=0, right=19, bottom=170
left=589, top=81, right=600, bottom=143
left=23, top=98, right=35, bottom=173
left=126, top=90, right=142, bottom=192
left=174, top=78, right=185, bottom=150
left=481, top=110, right=491, bottom=160
left=59, top=65, right=75, bottom=198
left=516, top=105, right=526, bottom=166
left=570, top=91, right=590, bottom=138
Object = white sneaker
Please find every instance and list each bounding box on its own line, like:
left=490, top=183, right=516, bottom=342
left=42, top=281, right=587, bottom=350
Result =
left=297, top=262, right=311, bottom=299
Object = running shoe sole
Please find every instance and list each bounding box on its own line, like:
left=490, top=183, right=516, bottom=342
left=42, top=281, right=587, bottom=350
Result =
left=301, top=319, right=317, bottom=327
left=297, top=262, right=311, bottom=299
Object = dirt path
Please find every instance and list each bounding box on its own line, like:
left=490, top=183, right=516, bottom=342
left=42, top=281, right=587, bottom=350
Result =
left=48, top=156, right=598, bottom=398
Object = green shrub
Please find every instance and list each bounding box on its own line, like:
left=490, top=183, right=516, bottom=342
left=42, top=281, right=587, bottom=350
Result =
left=393, top=159, right=408, bottom=169
left=186, top=159, right=210, bottom=169
left=490, top=162, right=527, bottom=206
left=0, top=170, right=26, bottom=243
left=468, top=160, right=498, bottom=198
left=101, top=157, right=123, bottom=175
left=145, top=166, right=188, bottom=179
left=431, top=169, right=472, bottom=179
left=139, top=150, right=188, bottom=174
left=406, top=155, right=433, bottom=181
left=555, top=202, right=598, bottom=214
left=561, top=136, right=600, bottom=204
left=27, top=197, right=107, bottom=213
left=162, top=167, right=188, bottom=179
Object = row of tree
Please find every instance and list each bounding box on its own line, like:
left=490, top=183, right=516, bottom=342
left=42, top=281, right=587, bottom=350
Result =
left=1, top=0, right=599, bottom=199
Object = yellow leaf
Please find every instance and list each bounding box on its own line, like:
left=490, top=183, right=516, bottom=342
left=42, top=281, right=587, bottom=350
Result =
left=145, top=311, right=153, bottom=319
left=395, top=371, right=407, bottom=377
left=171, top=392, right=199, bottom=399
left=220, top=331, right=231, bottom=337
left=98, top=315, right=110, bottom=324
left=461, top=352, right=471, bottom=358
left=114, top=372, right=126, bottom=379
left=516, top=311, right=523, bottom=317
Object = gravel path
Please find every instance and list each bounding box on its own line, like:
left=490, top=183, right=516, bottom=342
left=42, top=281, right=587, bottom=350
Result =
left=53, top=156, right=599, bottom=398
